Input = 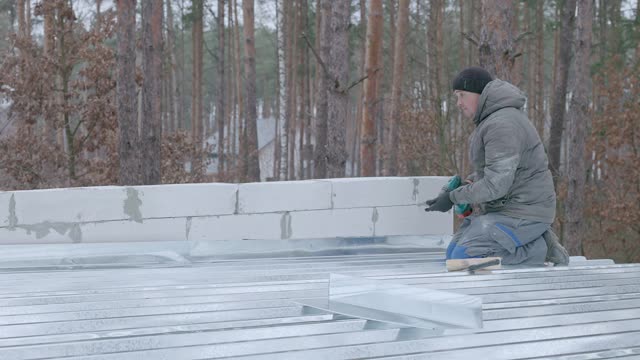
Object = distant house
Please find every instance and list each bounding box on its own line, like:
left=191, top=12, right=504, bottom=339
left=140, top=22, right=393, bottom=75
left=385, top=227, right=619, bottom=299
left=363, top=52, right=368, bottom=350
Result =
left=0, top=89, right=15, bottom=138
left=207, top=114, right=278, bottom=182
left=257, top=116, right=277, bottom=181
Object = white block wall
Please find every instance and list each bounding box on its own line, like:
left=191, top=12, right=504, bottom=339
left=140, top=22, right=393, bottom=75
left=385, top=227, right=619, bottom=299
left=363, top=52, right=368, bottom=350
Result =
left=0, top=177, right=452, bottom=254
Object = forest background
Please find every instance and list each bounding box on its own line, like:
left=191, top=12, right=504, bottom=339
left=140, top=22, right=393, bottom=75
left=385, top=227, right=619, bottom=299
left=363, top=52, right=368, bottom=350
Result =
left=0, top=0, right=638, bottom=262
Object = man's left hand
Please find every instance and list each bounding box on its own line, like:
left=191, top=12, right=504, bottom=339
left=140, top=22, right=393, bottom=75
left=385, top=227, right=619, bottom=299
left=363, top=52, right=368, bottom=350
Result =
left=425, top=191, right=454, bottom=212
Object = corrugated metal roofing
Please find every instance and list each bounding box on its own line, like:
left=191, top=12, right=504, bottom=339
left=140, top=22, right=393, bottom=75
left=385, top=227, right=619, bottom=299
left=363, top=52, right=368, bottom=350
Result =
left=0, top=251, right=638, bottom=359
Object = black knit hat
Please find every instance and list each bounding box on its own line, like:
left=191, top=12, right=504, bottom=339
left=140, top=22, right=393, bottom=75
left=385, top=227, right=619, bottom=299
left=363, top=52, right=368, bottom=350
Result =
left=452, top=66, right=493, bottom=94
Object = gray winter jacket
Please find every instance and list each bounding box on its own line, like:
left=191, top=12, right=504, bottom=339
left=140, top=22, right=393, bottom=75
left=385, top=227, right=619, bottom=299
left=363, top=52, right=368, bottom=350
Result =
left=449, top=80, right=556, bottom=223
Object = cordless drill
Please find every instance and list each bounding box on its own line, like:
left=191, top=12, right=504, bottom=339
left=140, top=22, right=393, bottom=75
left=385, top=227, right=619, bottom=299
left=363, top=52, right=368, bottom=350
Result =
left=447, top=175, right=473, bottom=218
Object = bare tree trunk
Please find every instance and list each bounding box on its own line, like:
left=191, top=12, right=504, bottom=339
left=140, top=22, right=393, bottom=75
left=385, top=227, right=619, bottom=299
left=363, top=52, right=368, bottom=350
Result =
left=243, top=0, right=260, bottom=182
left=608, top=0, right=622, bottom=56
left=176, top=0, right=186, bottom=130
left=25, top=0, right=30, bottom=38
left=327, top=0, right=350, bottom=178
left=56, top=6, right=66, bottom=149
left=552, top=2, right=560, bottom=101
left=453, top=0, right=467, bottom=179
left=44, top=7, right=54, bottom=54
left=281, top=0, right=293, bottom=180
left=191, top=0, right=204, bottom=179
left=274, top=0, right=284, bottom=180
left=226, top=0, right=235, bottom=174
left=459, top=0, right=466, bottom=68
left=511, top=0, right=522, bottom=87
left=165, top=0, right=176, bottom=133
left=141, top=0, right=163, bottom=184
left=458, top=0, right=474, bottom=179
left=310, top=0, right=322, bottom=178
left=162, top=59, right=170, bottom=133
left=232, top=0, right=244, bottom=180
left=468, top=0, right=480, bottom=65
left=216, top=0, right=226, bottom=177
left=478, top=0, right=518, bottom=82
left=636, top=0, right=640, bottom=59
left=605, top=0, right=624, bottom=178
left=160, top=2, right=170, bottom=133
left=360, top=0, right=383, bottom=177
left=548, top=0, right=576, bottom=180
left=525, top=2, right=535, bottom=121
left=58, top=4, right=76, bottom=184
left=288, top=0, right=299, bottom=180
left=565, top=0, right=592, bottom=256
left=165, top=1, right=173, bottom=134
left=116, top=0, right=141, bottom=185
left=17, top=0, right=25, bottom=38
left=273, top=0, right=280, bottom=179
left=429, top=0, right=446, bottom=173
left=303, top=0, right=312, bottom=180
left=384, top=0, right=408, bottom=176
left=387, top=0, right=396, bottom=74
left=42, top=5, right=56, bottom=143
left=598, top=0, right=607, bottom=61
left=352, top=0, right=366, bottom=177
left=298, top=0, right=310, bottom=179
left=204, top=99, right=210, bottom=139
left=96, top=0, right=102, bottom=26
left=535, top=0, right=545, bottom=138
left=379, top=0, right=395, bottom=175
left=314, top=0, right=330, bottom=178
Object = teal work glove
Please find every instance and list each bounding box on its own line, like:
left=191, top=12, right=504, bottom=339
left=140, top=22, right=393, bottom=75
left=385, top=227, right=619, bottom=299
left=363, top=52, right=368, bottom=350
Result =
left=446, top=175, right=472, bottom=218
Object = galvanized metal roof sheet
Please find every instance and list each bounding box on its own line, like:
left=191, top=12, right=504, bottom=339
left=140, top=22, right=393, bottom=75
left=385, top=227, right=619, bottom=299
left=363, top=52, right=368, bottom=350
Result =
left=0, top=252, right=638, bottom=359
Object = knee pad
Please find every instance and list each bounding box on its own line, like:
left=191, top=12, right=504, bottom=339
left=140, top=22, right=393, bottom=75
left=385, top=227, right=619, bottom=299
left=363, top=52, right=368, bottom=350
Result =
left=446, top=241, right=457, bottom=259
left=450, top=245, right=471, bottom=259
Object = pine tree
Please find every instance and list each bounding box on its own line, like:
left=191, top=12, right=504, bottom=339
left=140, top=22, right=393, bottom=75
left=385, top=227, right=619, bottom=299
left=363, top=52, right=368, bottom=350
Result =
left=360, top=0, right=383, bottom=177
left=141, top=0, right=163, bottom=184
left=117, top=0, right=141, bottom=185
left=565, top=0, right=592, bottom=255
left=243, top=0, right=260, bottom=181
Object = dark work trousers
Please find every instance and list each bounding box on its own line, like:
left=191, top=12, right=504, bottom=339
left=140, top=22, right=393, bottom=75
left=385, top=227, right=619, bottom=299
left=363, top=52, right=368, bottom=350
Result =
left=446, top=212, right=550, bottom=265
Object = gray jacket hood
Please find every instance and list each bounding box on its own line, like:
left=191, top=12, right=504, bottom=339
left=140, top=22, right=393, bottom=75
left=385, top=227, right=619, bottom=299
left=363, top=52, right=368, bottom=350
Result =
left=474, top=80, right=526, bottom=125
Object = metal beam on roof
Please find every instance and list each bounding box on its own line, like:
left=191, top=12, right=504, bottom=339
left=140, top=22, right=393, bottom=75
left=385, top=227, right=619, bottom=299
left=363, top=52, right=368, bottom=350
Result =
left=0, top=251, right=638, bottom=359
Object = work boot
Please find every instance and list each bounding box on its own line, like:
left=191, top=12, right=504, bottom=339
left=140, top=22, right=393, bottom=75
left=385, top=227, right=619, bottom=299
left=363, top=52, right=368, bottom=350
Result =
left=543, top=229, right=570, bottom=266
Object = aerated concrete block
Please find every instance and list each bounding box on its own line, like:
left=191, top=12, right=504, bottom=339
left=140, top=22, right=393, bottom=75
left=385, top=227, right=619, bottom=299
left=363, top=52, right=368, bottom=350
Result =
left=331, top=177, right=449, bottom=209
left=137, top=183, right=238, bottom=218
left=188, top=213, right=285, bottom=241
left=288, top=208, right=375, bottom=239
left=238, top=181, right=332, bottom=214
left=11, top=187, right=127, bottom=225
left=330, top=177, right=415, bottom=209
left=0, top=192, right=13, bottom=228
left=374, top=205, right=453, bottom=237
left=9, top=183, right=238, bottom=227
left=413, top=176, right=451, bottom=203
left=1, top=177, right=454, bottom=246
left=0, top=224, right=76, bottom=244
left=80, top=218, right=187, bottom=243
